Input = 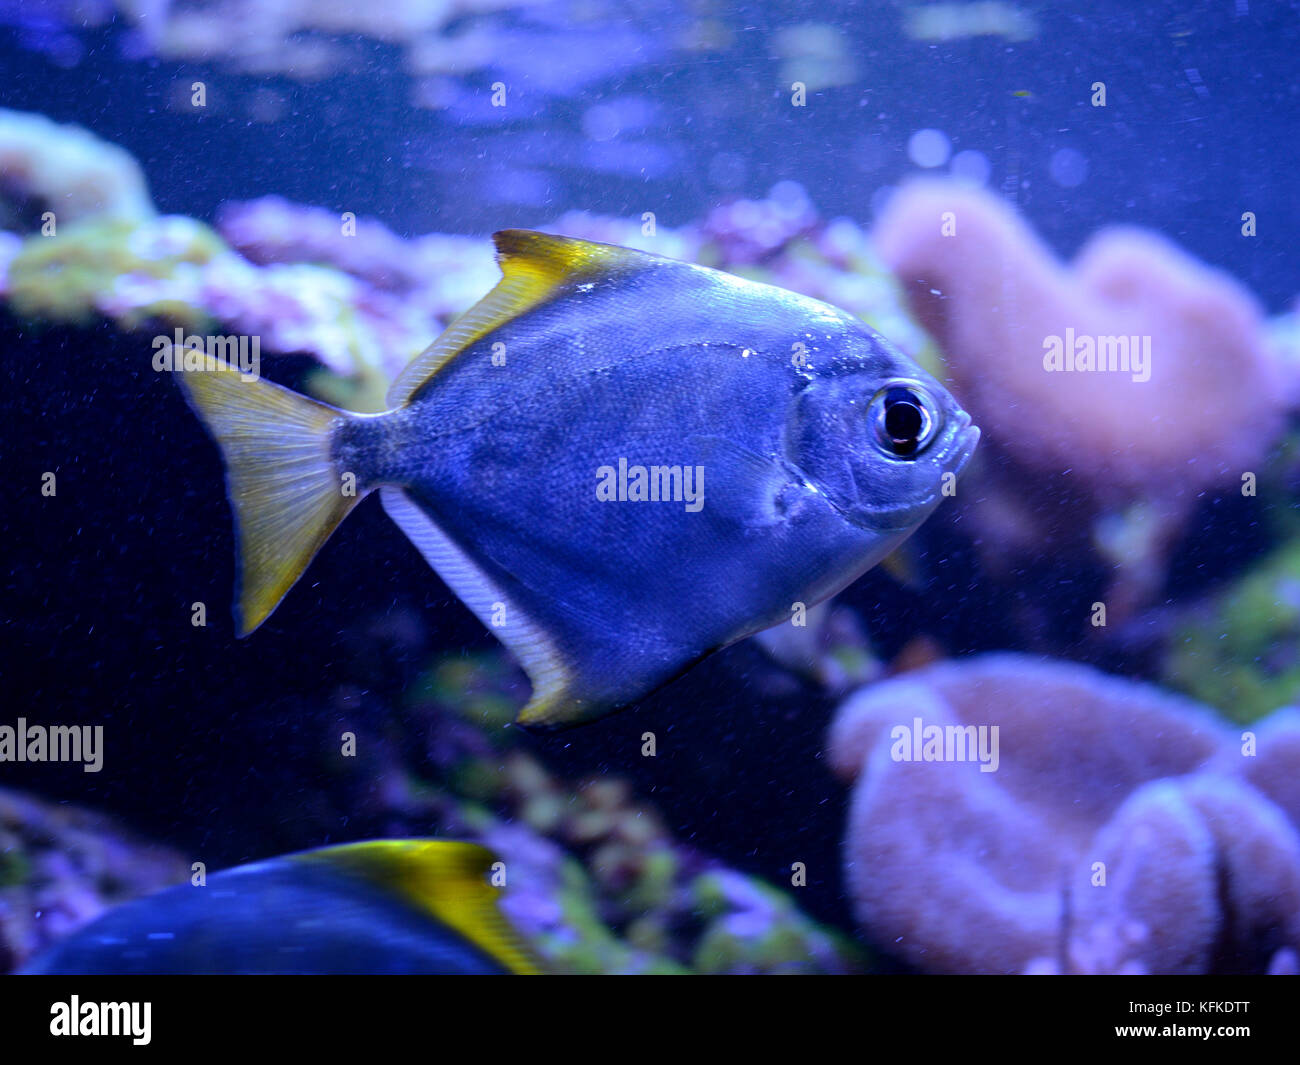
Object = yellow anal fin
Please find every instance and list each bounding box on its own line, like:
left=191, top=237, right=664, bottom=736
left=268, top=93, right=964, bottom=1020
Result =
left=386, top=229, right=661, bottom=408
left=515, top=684, right=594, bottom=729
left=295, top=840, right=542, bottom=975
left=176, top=355, right=359, bottom=635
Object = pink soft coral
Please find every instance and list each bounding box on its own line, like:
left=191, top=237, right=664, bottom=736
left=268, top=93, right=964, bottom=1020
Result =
left=872, top=178, right=1283, bottom=501
left=829, top=655, right=1300, bottom=974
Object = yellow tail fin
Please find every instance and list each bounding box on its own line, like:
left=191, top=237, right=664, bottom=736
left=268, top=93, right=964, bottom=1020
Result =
left=177, top=356, right=360, bottom=635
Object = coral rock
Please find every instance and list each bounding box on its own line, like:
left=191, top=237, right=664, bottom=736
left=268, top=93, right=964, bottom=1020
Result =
left=872, top=178, right=1282, bottom=500
left=829, top=654, right=1300, bottom=974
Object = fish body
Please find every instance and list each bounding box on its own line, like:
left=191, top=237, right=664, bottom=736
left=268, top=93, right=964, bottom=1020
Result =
left=179, top=232, right=978, bottom=727
left=19, top=840, right=537, bottom=975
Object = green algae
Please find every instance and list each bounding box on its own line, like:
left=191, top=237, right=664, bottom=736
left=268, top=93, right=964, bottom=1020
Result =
left=8, top=216, right=224, bottom=328
left=689, top=871, right=867, bottom=974
left=1165, top=540, right=1300, bottom=723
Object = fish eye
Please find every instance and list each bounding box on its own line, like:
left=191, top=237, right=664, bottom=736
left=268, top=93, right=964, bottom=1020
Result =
left=870, top=381, right=939, bottom=458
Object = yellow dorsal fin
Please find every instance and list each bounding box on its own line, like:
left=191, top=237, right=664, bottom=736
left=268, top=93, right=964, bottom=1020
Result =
left=492, top=228, right=648, bottom=281
left=387, top=229, right=655, bottom=407
left=292, top=840, right=542, bottom=974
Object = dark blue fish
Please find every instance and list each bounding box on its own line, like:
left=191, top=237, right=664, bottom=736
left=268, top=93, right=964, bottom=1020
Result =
left=20, top=840, right=538, bottom=975
left=178, top=232, right=978, bottom=727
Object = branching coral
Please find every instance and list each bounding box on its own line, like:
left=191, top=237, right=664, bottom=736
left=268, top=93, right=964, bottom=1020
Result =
left=828, top=654, right=1300, bottom=974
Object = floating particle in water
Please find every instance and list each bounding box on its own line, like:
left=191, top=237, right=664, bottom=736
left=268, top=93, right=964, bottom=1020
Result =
left=1049, top=147, right=1088, bottom=188
left=579, top=95, right=661, bottom=144
left=853, top=132, right=890, bottom=174
left=708, top=151, right=747, bottom=192
left=870, top=184, right=896, bottom=219
left=950, top=149, right=991, bottom=185
left=581, top=138, right=679, bottom=180
left=484, top=168, right=555, bottom=208
left=1184, top=68, right=1210, bottom=99
left=907, top=128, right=951, bottom=169
left=245, top=87, right=288, bottom=125
left=582, top=104, right=622, bottom=143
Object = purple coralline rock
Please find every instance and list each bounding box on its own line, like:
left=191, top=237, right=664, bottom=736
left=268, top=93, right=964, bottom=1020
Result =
left=218, top=196, right=419, bottom=290
left=548, top=209, right=703, bottom=262
left=475, top=820, right=576, bottom=947
left=216, top=196, right=493, bottom=297
left=196, top=187, right=872, bottom=390
left=700, top=180, right=819, bottom=265
left=828, top=654, right=1300, bottom=974
left=0, top=788, right=189, bottom=973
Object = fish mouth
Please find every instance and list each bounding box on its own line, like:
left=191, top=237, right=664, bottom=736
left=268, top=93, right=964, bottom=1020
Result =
left=840, top=408, right=980, bottom=533
left=942, top=409, right=980, bottom=476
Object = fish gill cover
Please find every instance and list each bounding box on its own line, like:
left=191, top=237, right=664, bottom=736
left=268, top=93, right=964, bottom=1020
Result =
left=0, top=0, right=1298, bottom=1009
